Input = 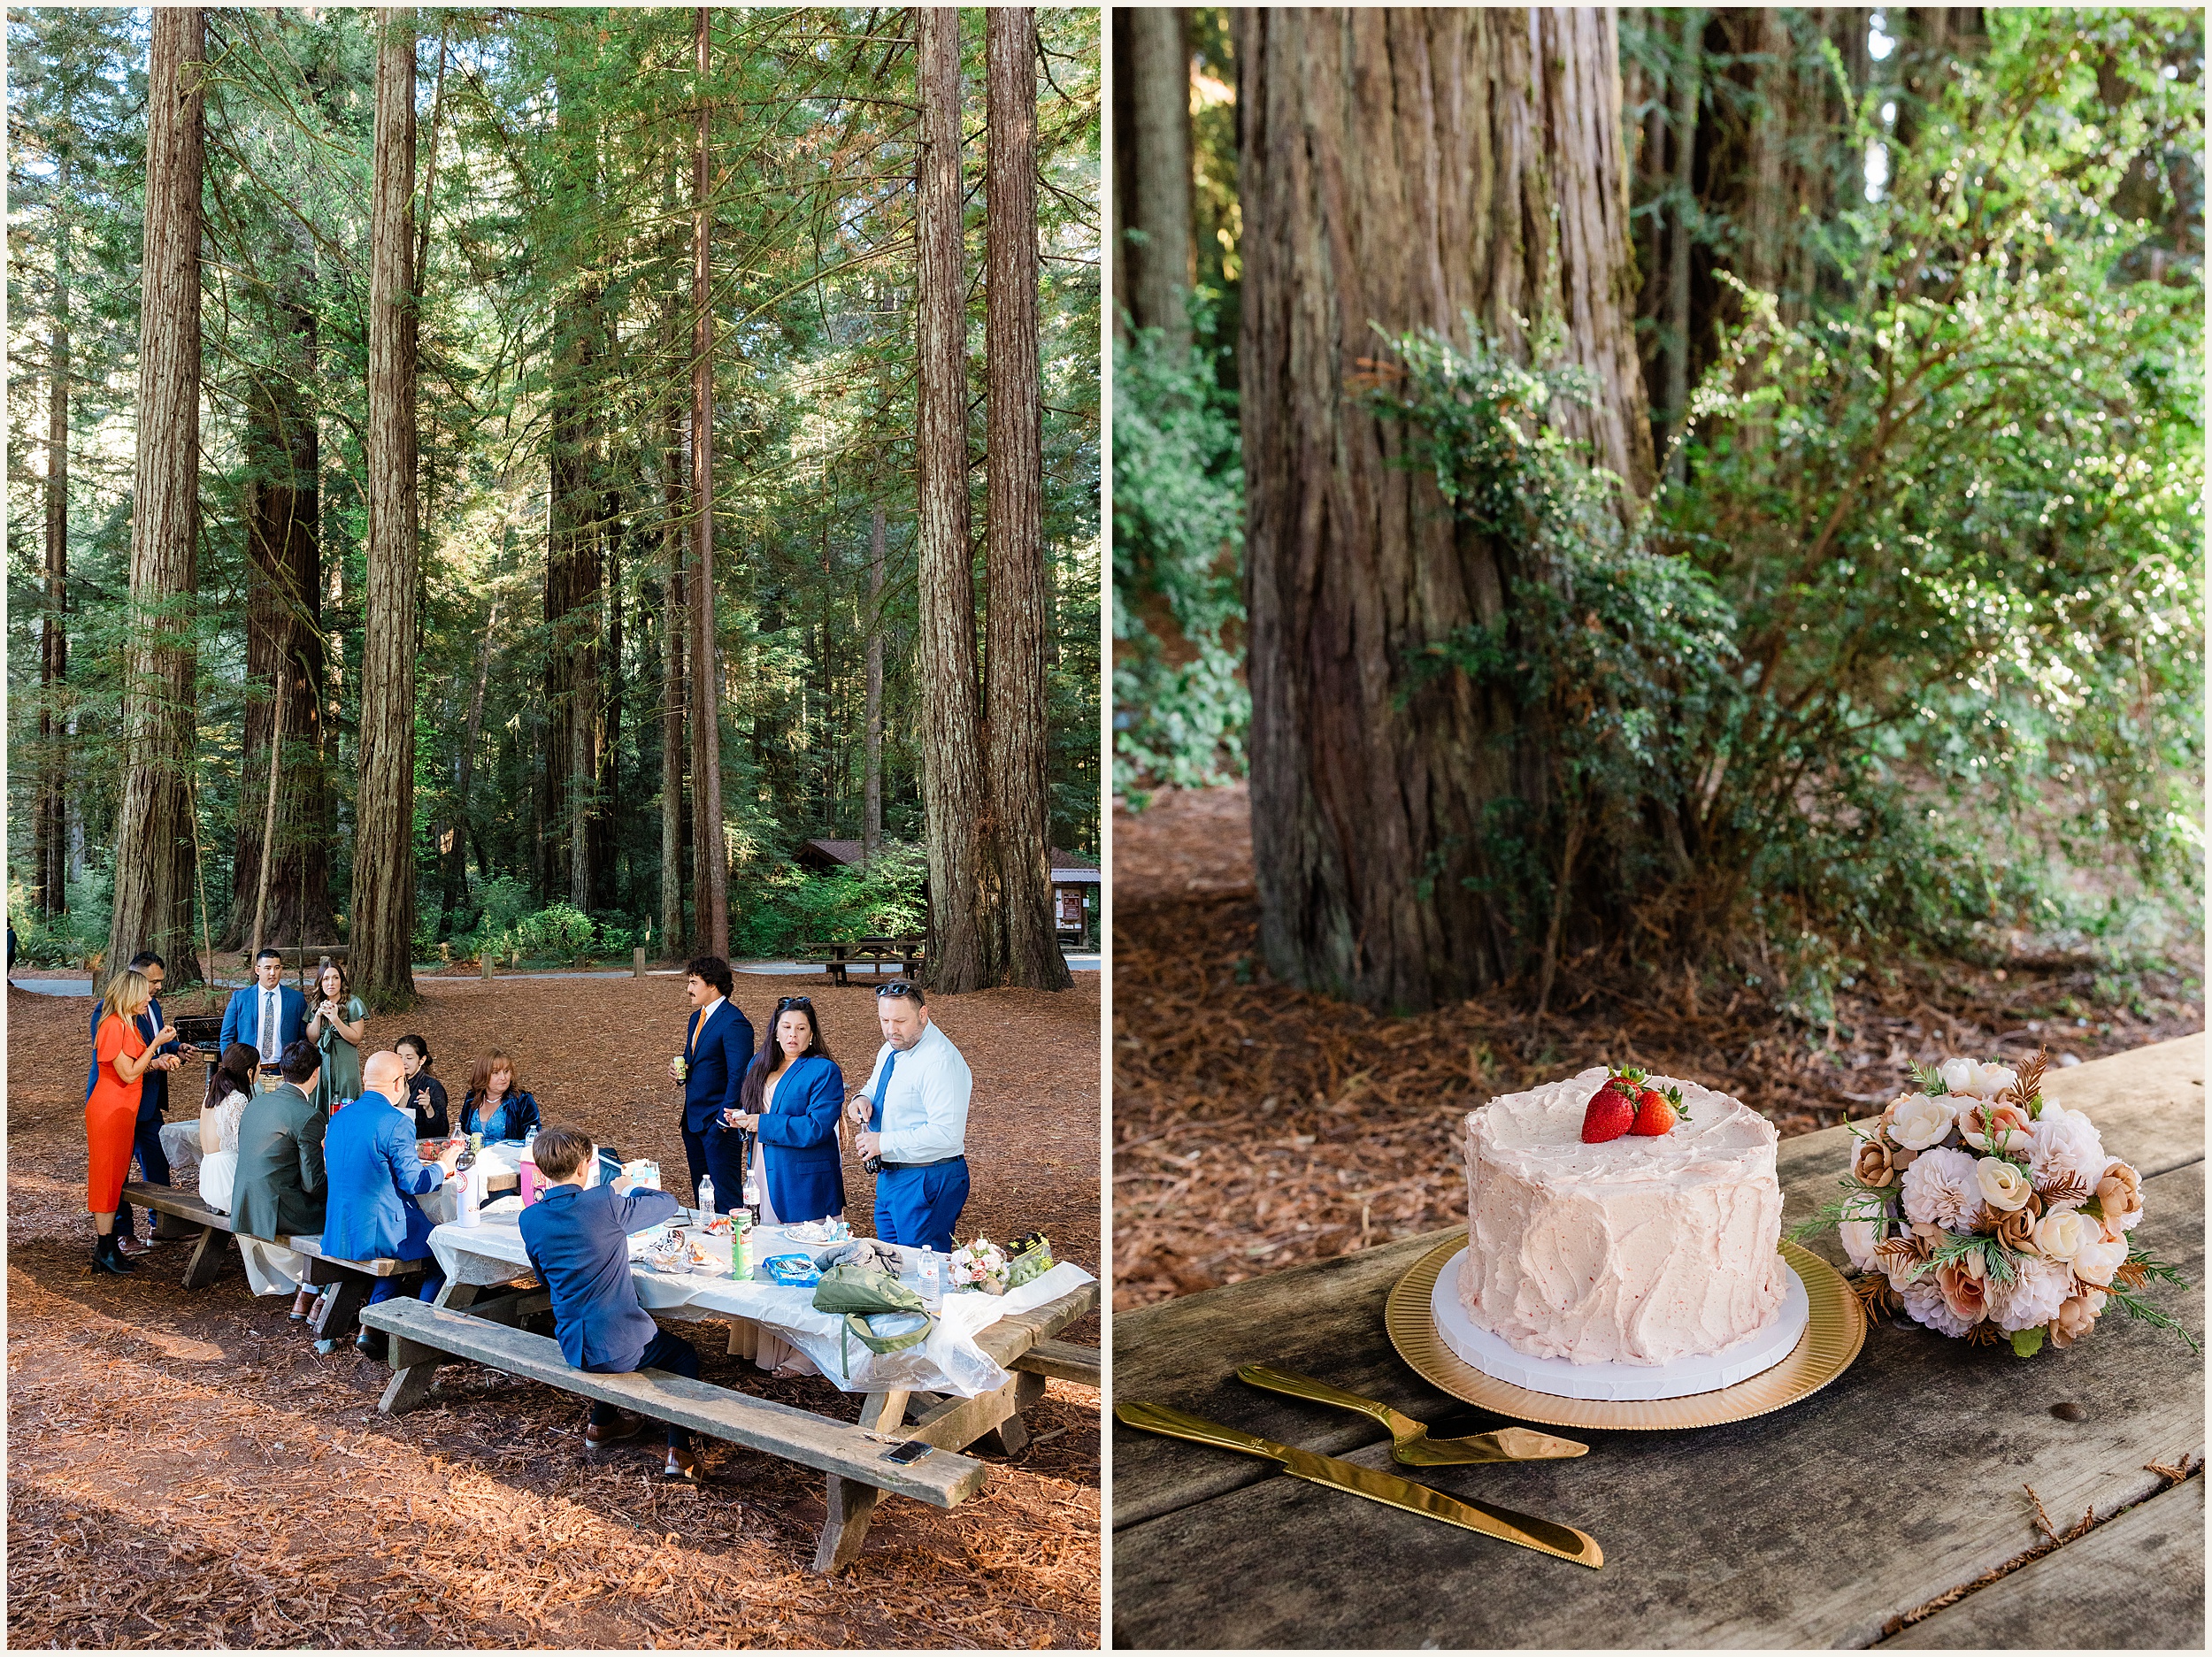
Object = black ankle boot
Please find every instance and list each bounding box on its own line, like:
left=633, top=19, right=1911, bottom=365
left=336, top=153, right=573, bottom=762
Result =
left=92, top=1234, right=135, bottom=1275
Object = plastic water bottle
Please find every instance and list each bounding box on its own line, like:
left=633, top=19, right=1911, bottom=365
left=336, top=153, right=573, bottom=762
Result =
left=741, top=1164, right=761, bottom=1224
left=918, top=1246, right=941, bottom=1308
left=696, top=1175, right=715, bottom=1227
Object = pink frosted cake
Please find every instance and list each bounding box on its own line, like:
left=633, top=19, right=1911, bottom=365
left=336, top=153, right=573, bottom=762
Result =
left=1457, top=1067, right=1786, bottom=1366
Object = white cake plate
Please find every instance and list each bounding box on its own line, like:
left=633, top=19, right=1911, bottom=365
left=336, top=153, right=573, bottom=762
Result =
left=1428, top=1247, right=1810, bottom=1402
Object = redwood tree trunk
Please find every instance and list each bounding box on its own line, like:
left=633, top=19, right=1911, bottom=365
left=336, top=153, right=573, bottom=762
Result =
left=913, top=5, right=992, bottom=993
left=442, top=594, right=498, bottom=926
left=350, top=6, right=420, bottom=1009
left=107, top=7, right=205, bottom=986
left=228, top=231, right=330, bottom=952
left=986, top=7, right=1071, bottom=992
left=1124, top=5, right=1193, bottom=351
left=37, top=165, right=70, bottom=919
left=864, top=504, right=886, bottom=863
left=661, top=296, right=688, bottom=953
left=689, top=4, right=729, bottom=957
left=1238, top=7, right=1654, bottom=1013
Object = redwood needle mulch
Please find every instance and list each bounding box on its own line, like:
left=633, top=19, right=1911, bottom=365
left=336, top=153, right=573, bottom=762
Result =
left=1113, top=784, right=2202, bottom=1312
left=7, top=969, right=1101, bottom=1650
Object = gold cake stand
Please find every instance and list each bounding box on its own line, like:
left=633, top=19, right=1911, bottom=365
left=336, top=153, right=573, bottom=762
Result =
left=1386, top=1238, right=1865, bottom=1431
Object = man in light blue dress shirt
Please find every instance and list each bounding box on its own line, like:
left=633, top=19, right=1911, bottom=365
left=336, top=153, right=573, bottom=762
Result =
left=848, top=983, right=972, bottom=1253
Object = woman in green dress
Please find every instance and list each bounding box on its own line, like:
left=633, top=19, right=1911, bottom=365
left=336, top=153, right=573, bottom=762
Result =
left=306, top=961, right=368, bottom=1112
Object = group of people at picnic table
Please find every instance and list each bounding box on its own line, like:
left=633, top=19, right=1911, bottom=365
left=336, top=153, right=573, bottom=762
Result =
left=83, top=948, right=976, bottom=1481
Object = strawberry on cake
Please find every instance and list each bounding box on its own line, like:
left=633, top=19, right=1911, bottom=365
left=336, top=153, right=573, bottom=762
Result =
left=1458, top=1066, right=1786, bottom=1366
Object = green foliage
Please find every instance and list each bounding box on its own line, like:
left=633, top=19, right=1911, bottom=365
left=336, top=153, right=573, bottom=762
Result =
left=7, top=866, right=111, bottom=969
left=1111, top=311, right=1248, bottom=802
left=731, top=840, right=930, bottom=960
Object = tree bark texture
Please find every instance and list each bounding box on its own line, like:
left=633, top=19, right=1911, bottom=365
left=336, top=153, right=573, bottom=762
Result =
left=350, top=5, right=419, bottom=1009
left=690, top=4, right=730, bottom=958
left=864, top=505, right=886, bottom=863
left=1662, top=8, right=1706, bottom=479
left=661, top=297, right=689, bottom=954
left=1237, top=7, right=1654, bottom=1013
left=228, top=232, right=331, bottom=951
left=107, top=6, right=205, bottom=986
left=546, top=291, right=604, bottom=917
left=37, top=163, right=70, bottom=919
left=986, top=7, right=1072, bottom=993
left=442, top=595, right=498, bottom=928
left=1124, top=5, right=1193, bottom=352
left=913, top=5, right=992, bottom=993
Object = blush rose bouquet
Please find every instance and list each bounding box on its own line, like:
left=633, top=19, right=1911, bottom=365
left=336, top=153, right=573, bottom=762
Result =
left=1797, top=1052, right=2193, bottom=1358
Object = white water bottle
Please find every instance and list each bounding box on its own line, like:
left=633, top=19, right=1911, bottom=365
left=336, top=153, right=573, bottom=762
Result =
left=456, top=1162, right=481, bottom=1227
left=696, top=1175, right=715, bottom=1226
left=918, top=1246, right=942, bottom=1308
left=741, top=1164, right=760, bottom=1222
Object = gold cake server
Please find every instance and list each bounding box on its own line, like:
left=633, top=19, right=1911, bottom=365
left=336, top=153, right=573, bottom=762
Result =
left=1116, top=1400, right=1602, bottom=1569
left=1235, top=1363, right=1589, bottom=1467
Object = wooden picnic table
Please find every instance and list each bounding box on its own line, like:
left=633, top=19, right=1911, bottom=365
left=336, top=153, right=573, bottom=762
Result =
left=1111, top=1036, right=2205, bottom=1650
left=377, top=1222, right=1100, bottom=1571
left=801, top=936, right=926, bottom=986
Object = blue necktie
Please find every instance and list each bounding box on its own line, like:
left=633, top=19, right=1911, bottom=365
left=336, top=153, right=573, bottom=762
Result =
left=868, top=1052, right=897, bottom=1133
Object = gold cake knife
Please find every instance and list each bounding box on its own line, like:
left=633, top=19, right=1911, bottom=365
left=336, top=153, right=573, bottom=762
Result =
left=1116, top=1400, right=1602, bottom=1569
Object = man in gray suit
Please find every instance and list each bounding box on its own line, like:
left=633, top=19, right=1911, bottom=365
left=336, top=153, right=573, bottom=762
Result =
left=232, top=1039, right=329, bottom=1310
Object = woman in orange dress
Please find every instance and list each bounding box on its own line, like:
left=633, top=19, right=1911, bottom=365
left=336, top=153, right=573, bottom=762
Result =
left=88, top=967, right=176, bottom=1276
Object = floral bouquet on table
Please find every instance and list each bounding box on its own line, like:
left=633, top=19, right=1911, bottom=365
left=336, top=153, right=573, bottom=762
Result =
left=1797, top=1052, right=2194, bottom=1357
left=947, top=1235, right=1010, bottom=1295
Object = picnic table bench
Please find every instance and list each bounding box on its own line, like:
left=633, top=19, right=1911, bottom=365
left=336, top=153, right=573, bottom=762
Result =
left=121, top=1180, right=426, bottom=1339
left=370, top=1245, right=1099, bottom=1572
left=799, top=936, right=926, bottom=986
left=1110, top=1036, right=2204, bottom=1649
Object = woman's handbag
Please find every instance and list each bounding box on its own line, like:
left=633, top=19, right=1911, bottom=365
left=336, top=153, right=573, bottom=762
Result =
left=811, top=1264, right=933, bottom=1376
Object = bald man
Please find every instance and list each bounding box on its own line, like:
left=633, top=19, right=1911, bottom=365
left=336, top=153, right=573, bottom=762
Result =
left=321, top=1047, right=462, bottom=1344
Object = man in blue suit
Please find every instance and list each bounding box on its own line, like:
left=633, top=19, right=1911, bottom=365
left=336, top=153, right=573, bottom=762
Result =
left=219, top=947, right=309, bottom=1078
left=665, top=955, right=754, bottom=1214
left=518, top=1127, right=703, bottom=1481
left=87, top=950, right=186, bottom=1255
left=321, top=1050, right=463, bottom=1350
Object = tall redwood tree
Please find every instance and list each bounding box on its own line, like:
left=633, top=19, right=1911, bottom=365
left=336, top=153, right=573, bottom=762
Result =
left=985, top=5, right=1072, bottom=991
left=106, top=7, right=206, bottom=986
left=350, top=5, right=420, bottom=1008
left=1237, top=7, right=1655, bottom=1012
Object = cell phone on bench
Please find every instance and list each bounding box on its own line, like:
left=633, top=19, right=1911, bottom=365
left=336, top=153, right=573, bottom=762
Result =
left=881, top=1438, right=934, bottom=1465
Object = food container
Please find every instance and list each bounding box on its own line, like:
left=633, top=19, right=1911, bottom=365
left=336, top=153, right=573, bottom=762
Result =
left=621, top=1159, right=662, bottom=1190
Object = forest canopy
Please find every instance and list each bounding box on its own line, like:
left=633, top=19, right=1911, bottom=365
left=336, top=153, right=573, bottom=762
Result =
left=9, top=5, right=1102, bottom=982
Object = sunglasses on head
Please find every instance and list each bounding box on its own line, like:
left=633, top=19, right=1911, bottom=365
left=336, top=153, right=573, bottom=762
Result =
left=875, top=981, right=918, bottom=998
left=775, top=995, right=814, bottom=1011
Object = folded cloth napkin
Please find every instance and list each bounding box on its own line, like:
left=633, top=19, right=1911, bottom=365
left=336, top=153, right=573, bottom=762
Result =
left=813, top=1238, right=900, bottom=1273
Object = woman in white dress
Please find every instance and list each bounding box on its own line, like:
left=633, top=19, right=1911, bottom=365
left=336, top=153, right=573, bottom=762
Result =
left=188, top=1042, right=257, bottom=1213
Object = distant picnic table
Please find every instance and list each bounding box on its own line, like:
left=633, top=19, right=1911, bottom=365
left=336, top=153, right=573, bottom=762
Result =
left=800, top=936, right=926, bottom=986
left=1111, top=1036, right=2205, bottom=1649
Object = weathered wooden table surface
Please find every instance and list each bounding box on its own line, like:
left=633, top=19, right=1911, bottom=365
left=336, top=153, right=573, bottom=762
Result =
left=1111, top=1036, right=2205, bottom=1650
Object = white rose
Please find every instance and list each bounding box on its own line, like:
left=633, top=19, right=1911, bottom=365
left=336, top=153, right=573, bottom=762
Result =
left=1975, top=1156, right=2033, bottom=1213
left=1839, top=1217, right=1882, bottom=1272
left=2028, top=1109, right=2107, bottom=1195
left=2032, top=1207, right=2091, bottom=1263
left=1972, top=1062, right=2020, bottom=1101
left=1938, top=1057, right=1980, bottom=1095
left=2071, top=1232, right=2128, bottom=1287
left=1987, top=1254, right=2072, bottom=1332
left=1901, top=1147, right=1982, bottom=1231
left=1886, top=1093, right=1955, bottom=1151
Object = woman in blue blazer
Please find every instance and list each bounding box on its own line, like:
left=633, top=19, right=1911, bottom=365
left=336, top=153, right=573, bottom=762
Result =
left=724, top=997, right=845, bottom=1225
left=458, top=1049, right=542, bottom=1142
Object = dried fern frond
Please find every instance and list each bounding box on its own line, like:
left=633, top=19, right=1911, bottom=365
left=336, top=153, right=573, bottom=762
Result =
left=2036, top=1170, right=2093, bottom=1208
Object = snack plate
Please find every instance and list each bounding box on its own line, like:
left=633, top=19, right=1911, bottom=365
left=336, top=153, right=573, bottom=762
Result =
left=1387, top=1237, right=1864, bottom=1431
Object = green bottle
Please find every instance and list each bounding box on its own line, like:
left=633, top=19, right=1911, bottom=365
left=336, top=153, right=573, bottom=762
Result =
left=732, top=1214, right=750, bottom=1281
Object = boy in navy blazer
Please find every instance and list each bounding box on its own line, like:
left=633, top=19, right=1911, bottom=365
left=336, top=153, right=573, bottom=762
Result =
left=219, top=947, right=310, bottom=1073
left=86, top=949, right=186, bottom=1254
left=666, top=956, right=754, bottom=1214
left=517, top=1127, right=703, bottom=1481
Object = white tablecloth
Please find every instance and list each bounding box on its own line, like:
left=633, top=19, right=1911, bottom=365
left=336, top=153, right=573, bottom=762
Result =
left=426, top=1208, right=1094, bottom=1399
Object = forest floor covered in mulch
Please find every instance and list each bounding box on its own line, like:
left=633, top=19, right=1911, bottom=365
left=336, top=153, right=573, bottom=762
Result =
left=1113, top=783, right=2203, bottom=1312
left=6, top=970, right=1101, bottom=1649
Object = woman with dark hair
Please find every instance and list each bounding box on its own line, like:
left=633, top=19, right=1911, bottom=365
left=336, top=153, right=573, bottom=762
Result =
left=187, top=1041, right=259, bottom=1213
left=460, top=1049, right=542, bottom=1142
left=305, top=959, right=367, bottom=1112
left=396, top=1033, right=449, bottom=1137
left=721, top=995, right=844, bottom=1225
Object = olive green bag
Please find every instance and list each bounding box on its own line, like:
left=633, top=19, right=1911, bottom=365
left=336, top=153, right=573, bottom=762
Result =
left=810, top=1265, right=933, bottom=1376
